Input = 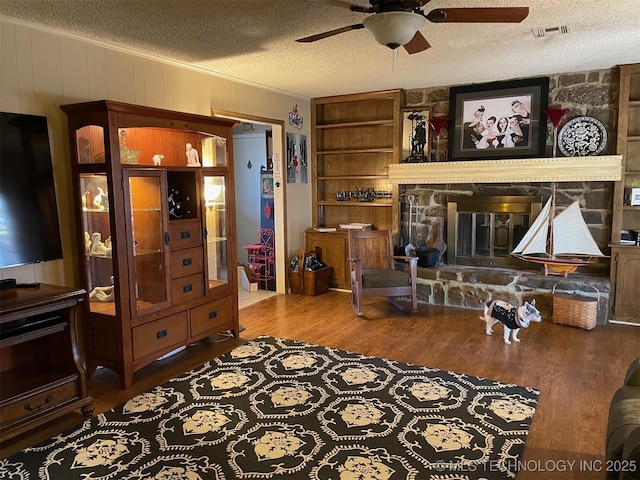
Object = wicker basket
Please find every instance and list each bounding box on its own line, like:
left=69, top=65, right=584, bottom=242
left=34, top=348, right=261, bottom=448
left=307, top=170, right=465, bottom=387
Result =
left=289, top=249, right=333, bottom=296
left=552, top=283, right=600, bottom=330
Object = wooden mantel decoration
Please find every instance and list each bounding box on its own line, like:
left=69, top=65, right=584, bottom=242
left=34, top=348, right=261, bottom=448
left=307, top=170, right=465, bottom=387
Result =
left=388, top=155, right=623, bottom=184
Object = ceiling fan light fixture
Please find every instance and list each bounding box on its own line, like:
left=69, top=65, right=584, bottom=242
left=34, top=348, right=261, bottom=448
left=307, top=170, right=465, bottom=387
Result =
left=363, top=11, right=426, bottom=50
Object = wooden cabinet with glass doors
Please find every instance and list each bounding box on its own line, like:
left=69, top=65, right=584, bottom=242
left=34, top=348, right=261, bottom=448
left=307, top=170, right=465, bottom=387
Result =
left=61, top=100, right=238, bottom=388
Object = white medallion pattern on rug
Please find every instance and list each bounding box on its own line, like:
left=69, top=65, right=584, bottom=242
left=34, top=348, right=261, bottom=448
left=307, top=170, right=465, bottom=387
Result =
left=3, top=336, right=539, bottom=480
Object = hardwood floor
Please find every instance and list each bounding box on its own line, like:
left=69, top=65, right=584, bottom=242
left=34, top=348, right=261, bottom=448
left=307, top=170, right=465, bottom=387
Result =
left=2, top=290, right=639, bottom=479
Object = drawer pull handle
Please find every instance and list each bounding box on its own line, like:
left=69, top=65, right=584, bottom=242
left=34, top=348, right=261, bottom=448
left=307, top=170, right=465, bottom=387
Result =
left=24, top=396, right=52, bottom=412
left=182, top=258, right=192, bottom=266
left=157, top=329, right=167, bottom=339
left=181, top=231, right=191, bottom=239
left=183, top=284, right=193, bottom=293
left=208, top=310, right=218, bottom=319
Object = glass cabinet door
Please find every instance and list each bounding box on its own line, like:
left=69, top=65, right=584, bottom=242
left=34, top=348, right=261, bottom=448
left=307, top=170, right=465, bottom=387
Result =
left=80, top=173, right=116, bottom=314
left=125, top=170, right=170, bottom=316
left=201, top=135, right=228, bottom=167
left=203, top=174, right=228, bottom=291
left=76, top=125, right=106, bottom=164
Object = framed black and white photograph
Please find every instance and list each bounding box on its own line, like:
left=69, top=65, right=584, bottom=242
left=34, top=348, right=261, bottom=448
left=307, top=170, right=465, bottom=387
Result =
left=402, top=109, right=429, bottom=163
left=448, top=77, right=549, bottom=161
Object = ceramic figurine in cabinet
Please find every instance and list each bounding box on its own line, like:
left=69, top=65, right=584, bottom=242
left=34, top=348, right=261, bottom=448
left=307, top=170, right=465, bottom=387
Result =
left=168, top=189, right=184, bottom=219
left=89, top=285, right=115, bottom=302
left=93, top=187, right=107, bottom=210
left=152, top=154, right=164, bottom=165
left=82, top=191, right=91, bottom=210
left=89, top=276, right=115, bottom=302
left=89, top=232, right=109, bottom=256
left=84, top=232, right=91, bottom=254
left=186, top=143, right=200, bottom=166
left=103, top=236, right=112, bottom=256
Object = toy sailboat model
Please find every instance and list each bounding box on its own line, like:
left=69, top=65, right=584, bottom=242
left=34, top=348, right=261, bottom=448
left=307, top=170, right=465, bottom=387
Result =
left=511, top=194, right=606, bottom=277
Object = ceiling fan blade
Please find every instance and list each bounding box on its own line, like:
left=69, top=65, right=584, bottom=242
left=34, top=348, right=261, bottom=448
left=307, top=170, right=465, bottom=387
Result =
left=296, top=24, right=365, bottom=43
left=427, top=7, right=529, bottom=24
left=403, top=31, right=431, bottom=54
left=321, top=0, right=371, bottom=13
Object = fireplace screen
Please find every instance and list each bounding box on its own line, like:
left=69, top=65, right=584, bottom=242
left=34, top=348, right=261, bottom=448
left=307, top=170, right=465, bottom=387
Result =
left=447, top=196, right=542, bottom=268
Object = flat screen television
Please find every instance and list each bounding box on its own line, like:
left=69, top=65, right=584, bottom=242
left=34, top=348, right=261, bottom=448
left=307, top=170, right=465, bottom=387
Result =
left=0, top=112, right=63, bottom=268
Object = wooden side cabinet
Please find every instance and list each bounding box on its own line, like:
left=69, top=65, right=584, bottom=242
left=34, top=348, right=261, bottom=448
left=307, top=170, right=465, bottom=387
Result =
left=610, top=246, right=640, bottom=324
left=305, top=229, right=349, bottom=290
left=0, top=284, right=94, bottom=442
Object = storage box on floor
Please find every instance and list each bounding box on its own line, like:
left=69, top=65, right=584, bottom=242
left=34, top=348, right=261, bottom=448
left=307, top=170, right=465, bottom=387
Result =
left=237, top=265, right=258, bottom=292
left=552, top=283, right=599, bottom=330
left=289, top=250, right=333, bottom=296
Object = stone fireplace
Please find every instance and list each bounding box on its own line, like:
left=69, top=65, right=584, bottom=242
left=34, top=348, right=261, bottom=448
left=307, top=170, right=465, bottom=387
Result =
left=389, top=155, right=623, bottom=273
left=390, top=70, right=622, bottom=323
left=447, top=195, right=542, bottom=269
left=386, top=156, right=622, bottom=324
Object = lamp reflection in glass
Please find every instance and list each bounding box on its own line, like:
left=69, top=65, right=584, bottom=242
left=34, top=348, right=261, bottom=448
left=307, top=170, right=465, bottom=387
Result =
left=428, top=117, right=449, bottom=162
left=544, top=108, right=569, bottom=158
left=204, top=183, right=224, bottom=211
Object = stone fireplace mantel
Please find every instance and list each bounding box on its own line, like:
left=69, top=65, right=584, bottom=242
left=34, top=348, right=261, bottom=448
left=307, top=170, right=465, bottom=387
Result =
left=388, top=155, right=623, bottom=184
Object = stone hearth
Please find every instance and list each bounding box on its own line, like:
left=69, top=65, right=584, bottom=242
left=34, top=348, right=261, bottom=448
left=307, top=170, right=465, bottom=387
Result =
left=415, top=265, right=610, bottom=325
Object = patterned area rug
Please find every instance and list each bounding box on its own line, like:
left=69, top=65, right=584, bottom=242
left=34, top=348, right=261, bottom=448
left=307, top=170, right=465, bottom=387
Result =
left=2, top=336, right=539, bottom=479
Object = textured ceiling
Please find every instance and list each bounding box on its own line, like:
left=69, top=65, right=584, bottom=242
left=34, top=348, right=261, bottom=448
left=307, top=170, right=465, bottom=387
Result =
left=1, top=0, right=639, bottom=99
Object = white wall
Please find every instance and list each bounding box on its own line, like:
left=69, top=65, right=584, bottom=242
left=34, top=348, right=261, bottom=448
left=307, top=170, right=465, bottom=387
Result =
left=0, top=17, right=312, bottom=287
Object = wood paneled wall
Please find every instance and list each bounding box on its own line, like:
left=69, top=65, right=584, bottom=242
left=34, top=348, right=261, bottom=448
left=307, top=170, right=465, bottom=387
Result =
left=0, top=18, right=309, bottom=286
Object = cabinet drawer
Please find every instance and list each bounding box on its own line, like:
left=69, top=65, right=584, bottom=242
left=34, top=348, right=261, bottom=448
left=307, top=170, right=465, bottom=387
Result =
left=171, top=246, right=203, bottom=279
left=170, top=220, right=202, bottom=250
left=171, top=273, right=204, bottom=305
left=132, top=312, right=188, bottom=360
left=0, top=379, right=77, bottom=426
left=190, top=296, right=233, bottom=338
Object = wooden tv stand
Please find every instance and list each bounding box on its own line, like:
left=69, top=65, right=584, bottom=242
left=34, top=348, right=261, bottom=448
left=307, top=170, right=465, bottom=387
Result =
left=0, top=284, right=94, bottom=442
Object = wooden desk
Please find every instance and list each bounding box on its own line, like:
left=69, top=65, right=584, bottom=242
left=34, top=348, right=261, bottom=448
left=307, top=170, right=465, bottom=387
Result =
left=0, top=284, right=94, bottom=442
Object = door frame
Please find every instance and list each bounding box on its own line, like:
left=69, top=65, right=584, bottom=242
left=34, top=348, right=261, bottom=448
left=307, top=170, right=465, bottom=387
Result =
left=213, top=109, right=287, bottom=294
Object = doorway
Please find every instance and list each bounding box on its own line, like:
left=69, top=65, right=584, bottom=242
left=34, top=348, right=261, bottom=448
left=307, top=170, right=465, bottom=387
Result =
left=214, top=109, right=286, bottom=308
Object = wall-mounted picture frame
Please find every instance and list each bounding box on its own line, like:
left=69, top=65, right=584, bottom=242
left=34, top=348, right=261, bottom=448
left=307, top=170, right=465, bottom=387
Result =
left=447, top=77, right=549, bottom=161
left=286, top=132, right=308, bottom=183
left=402, top=109, right=429, bottom=163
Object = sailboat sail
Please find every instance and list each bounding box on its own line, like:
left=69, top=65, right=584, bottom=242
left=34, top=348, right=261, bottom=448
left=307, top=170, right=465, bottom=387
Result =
left=552, top=201, right=604, bottom=257
left=513, top=199, right=605, bottom=258
left=512, top=198, right=552, bottom=256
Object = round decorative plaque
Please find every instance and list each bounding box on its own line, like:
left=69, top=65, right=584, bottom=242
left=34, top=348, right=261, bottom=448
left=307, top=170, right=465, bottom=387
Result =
left=558, top=116, right=607, bottom=156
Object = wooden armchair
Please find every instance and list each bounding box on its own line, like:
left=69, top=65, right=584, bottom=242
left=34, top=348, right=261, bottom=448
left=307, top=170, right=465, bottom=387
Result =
left=347, top=229, right=418, bottom=316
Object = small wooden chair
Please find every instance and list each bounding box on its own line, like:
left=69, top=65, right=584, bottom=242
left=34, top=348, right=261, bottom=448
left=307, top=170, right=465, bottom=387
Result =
left=245, top=228, right=275, bottom=291
left=347, top=229, right=418, bottom=316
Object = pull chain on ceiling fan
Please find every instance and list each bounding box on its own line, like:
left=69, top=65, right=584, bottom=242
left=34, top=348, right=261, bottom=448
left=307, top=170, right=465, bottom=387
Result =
left=296, top=0, right=529, bottom=54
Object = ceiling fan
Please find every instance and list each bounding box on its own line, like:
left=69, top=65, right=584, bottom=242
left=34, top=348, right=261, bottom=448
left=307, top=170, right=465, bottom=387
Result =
left=296, top=0, right=529, bottom=54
